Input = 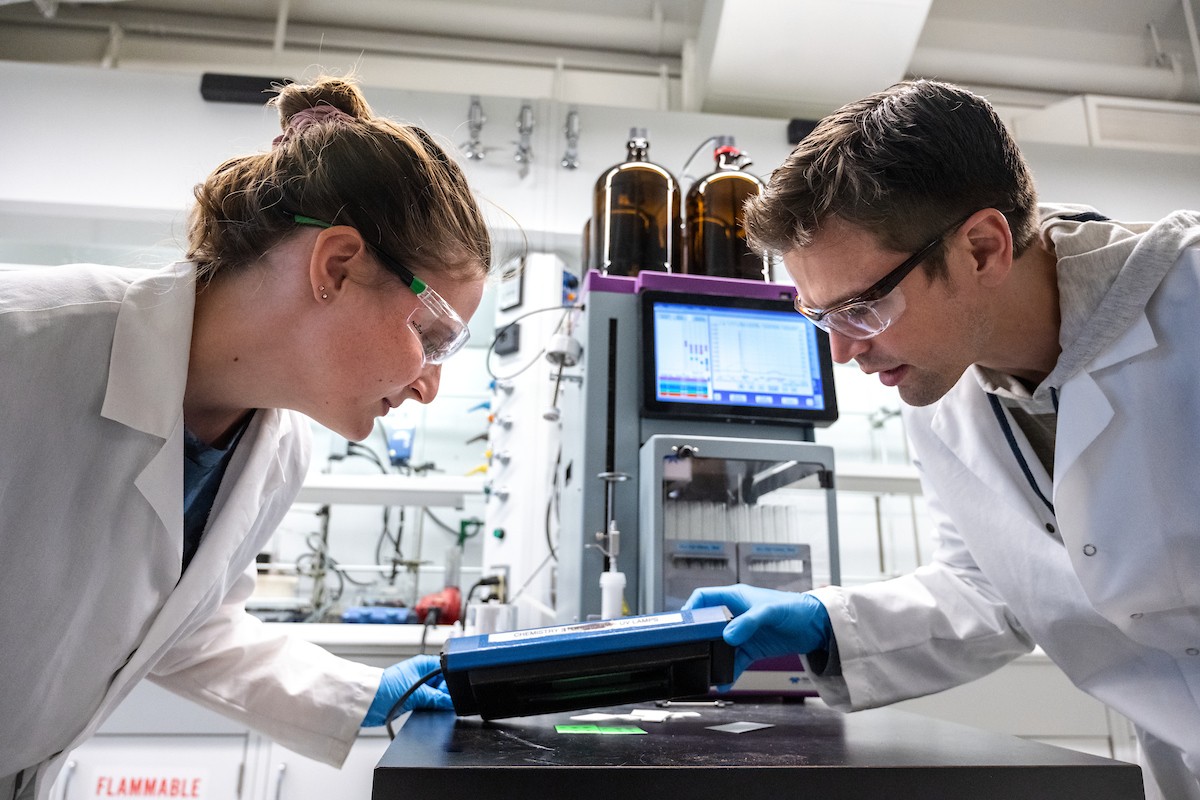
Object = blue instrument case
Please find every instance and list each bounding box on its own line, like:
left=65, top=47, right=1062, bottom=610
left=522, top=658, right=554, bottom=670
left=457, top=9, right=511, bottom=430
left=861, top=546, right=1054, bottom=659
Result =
left=440, top=606, right=735, bottom=720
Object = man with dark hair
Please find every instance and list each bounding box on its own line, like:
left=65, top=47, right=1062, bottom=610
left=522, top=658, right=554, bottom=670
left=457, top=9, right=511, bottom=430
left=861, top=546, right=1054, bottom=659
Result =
left=686, top=79, right=1200, bottom=799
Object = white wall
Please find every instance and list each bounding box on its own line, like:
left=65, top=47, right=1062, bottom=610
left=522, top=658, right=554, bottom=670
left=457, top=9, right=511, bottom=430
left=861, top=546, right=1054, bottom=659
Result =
left=5, top=57, right=1200, bottom=597
left=0, top=60, right=795, bottom=254
left=9, top=56, right=1192, bottom=763
left=6, top=61, right=1198, bottom=260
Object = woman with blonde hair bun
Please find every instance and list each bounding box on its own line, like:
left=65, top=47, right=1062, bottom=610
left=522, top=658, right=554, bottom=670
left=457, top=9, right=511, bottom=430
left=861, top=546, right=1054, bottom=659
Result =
left=0, top=74, right=491, bottom=800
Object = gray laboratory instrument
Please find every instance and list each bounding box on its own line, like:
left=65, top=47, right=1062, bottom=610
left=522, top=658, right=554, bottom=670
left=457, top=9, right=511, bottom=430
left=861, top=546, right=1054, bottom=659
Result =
left=555, top=271, right=840, bottom=625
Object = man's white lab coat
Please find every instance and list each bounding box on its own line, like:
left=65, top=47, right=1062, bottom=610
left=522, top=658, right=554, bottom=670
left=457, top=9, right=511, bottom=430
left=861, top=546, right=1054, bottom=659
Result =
left=806, top=209, right=1200, bottom=799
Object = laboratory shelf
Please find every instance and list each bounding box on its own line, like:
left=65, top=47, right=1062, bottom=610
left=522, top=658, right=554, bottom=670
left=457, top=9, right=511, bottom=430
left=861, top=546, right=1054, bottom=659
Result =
left=834, top=461, right=922, bottom=495
left=295, top=473, right=485, bottom=508
left=262, top=621, right=454, bottom=656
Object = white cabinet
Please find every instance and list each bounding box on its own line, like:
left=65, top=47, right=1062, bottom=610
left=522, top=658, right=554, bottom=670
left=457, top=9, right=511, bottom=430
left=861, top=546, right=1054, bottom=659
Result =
left=54, top=735, right=248, bottom=800
left=893, top=649, right=1124, bottom=759
left=53, top=725, right=397, bottom=800
left=45, top=628, right=437, bottom=800
left=252, top=736, right=391, bottom=800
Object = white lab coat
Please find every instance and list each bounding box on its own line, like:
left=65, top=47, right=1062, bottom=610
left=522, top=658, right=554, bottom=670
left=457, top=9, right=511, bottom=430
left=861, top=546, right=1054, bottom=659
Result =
left=805, top=217, right=1200, bottom=798
left=0, top=262, right=381, bottom=799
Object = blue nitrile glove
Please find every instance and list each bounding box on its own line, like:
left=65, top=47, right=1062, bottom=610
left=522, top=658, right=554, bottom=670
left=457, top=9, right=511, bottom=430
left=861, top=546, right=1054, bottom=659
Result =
left=683, top=584, right=832, bottom=683
left=361, top=654, right=454, bottom=727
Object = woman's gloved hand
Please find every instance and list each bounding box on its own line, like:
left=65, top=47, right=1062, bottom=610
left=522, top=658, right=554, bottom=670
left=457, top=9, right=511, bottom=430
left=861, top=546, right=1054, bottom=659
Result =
left=361, top=654, right=454, bottom=727
left=683, top=584, right=832, bottom=682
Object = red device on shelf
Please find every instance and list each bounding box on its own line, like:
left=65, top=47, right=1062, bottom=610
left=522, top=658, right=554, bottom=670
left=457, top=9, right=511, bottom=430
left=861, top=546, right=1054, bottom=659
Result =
left=415, top=586, right=462, bottom=626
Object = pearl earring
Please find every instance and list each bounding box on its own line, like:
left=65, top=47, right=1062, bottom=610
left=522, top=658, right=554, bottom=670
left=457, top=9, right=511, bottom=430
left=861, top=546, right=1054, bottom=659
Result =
left=319, top=285, right=328, bottom=300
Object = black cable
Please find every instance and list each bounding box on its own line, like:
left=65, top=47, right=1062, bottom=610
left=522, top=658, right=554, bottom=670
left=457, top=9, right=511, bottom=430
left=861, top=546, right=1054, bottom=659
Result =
left=544, top=496, right=557, bottom=562
left=334, top=431, right=404, bottom=575
left=346, top=441, right=388, bottom=474
left=508, top=550, right=555, bottom=604
left=548, top=358, right=565, bottom=411
left=391, top=505, right=406, bottom=581
left=419, top=606, right=441, bottom=655
left=374, top=506, right=398, bottom=567
left=679, top=134, right=721, bottom=182
left=377, top=423, right=395, bottom=468
left=464, top=581, right=482, bottom=605
left=462, top=581, right=483, bottom=622
left=374, top=524, right=394, bottom=570
left=339, top=567, right=373, bottom=587
left=423, top=510, right=483, bottom=544
left=422, top=508, right=461, bottom=535
left=460, top=575, right=505, bottom=620
left=298, top=527, right=347, bottom=622
left=544, top=442, right=562, bottom=561
left=384, top=667, right=445, bottom=739
left=486, top=304, right=583, bottom=381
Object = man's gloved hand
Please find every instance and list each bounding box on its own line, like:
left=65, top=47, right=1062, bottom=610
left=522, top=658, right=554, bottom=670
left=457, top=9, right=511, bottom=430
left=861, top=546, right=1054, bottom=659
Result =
left=683, top=584, right=832, bottom=682
left=361, top=654, right=454, bottom=728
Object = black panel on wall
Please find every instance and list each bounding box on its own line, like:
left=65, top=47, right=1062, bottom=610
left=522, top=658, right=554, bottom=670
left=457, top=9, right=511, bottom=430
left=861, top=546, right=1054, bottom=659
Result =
left=787, top=118, right=819, bottom=144
left=200, top=73, right=293, bottom=104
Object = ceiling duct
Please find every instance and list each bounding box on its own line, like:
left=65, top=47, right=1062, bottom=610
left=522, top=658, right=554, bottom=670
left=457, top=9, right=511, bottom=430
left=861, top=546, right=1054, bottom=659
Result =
left=909, top=48, right=1186, bottom=102
left=692, top=0, right=934, bottom=119
left=1015, top=94, right=1200, bottom=154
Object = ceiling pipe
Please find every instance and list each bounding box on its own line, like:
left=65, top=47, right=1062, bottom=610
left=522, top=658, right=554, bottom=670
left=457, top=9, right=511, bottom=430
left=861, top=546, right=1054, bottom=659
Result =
left=272, top=0, right=289, bottom=55
left=679, top=37, right=699, bottom=112
left=100, top=21, right=121, bottom=68
left=651, top=1, right=665, bottom=55
left=336, top=0, right=693, bottom=55
left=0, top=4, right=684, bottom=77
left=22, top=0, right=691, bottom=56
left=909, top=46, right=1188, bottom=102
left=8, top=3, right=1189, bottom=108
left=1182, top=0, right=1200, bottom=93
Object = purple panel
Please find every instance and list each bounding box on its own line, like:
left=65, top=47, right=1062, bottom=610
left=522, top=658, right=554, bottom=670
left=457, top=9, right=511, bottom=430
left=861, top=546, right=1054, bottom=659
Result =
left=634, top=271, right=795, bottom=301
left=581, top=269, right=637, bottom=296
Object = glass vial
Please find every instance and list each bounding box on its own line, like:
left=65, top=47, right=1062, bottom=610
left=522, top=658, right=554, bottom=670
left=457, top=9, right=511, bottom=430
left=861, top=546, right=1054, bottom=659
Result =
left=592, top=128, right=681, bottom=276
left=684, top=137, right=770, bottom=281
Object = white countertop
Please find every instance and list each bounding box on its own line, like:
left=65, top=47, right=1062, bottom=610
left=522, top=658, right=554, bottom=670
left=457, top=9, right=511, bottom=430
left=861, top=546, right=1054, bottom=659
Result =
left=263, top=621, right=455, bottom=652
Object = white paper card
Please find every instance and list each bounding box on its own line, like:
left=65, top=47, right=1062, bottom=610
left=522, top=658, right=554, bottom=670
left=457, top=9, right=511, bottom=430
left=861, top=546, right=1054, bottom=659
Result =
left=706, top=721, right=775, bottom=734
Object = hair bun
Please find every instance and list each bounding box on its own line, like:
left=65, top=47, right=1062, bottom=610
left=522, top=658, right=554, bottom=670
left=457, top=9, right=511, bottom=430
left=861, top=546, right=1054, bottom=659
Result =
left=273, top=104, right=355, bottom=148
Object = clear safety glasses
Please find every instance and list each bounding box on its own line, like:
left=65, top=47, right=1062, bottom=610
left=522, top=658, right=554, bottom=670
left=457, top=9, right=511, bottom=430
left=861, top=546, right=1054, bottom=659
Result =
left=794, top=215, right=971, bottom=341
left=293, top=215, right=471, bottom=364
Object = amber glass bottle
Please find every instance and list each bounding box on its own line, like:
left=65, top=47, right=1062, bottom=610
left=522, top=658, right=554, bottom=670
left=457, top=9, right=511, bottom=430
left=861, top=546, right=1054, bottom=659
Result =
left=684, top=138, right=769, bottom=281
left=591, top=128, right=681, bottom=276
left=581, top=217, right=594, bottom=272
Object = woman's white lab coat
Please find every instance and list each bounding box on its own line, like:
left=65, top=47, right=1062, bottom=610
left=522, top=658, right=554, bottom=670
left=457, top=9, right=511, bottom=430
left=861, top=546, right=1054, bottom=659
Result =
left=806, top=214, right=1200, bottom=798
left=0, top=262, right=381, bottom=798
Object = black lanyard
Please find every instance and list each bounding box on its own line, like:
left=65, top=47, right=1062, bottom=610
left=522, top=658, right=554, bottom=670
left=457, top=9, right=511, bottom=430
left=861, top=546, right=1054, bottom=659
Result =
left=986, top=390, right=1058, bottom=516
